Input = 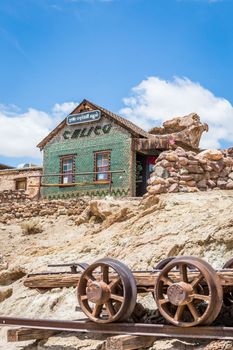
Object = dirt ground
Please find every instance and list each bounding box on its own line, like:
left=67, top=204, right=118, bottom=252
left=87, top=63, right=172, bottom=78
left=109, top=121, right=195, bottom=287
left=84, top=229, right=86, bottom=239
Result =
left=1, top=191, right=233, bottom=349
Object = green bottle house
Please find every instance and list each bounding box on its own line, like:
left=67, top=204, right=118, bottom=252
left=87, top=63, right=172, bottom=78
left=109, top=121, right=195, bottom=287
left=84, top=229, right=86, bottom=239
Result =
left=37, top=99, right=166, bottom=199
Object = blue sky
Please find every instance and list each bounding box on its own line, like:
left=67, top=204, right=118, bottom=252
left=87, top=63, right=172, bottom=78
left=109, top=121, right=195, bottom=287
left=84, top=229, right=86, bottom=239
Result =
left=0, top=0, right=233, bottom=166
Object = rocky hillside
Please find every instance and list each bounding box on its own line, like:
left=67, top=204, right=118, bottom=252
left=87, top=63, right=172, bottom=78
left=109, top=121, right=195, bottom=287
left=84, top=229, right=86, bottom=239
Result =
left=1, top=191, right=233, bottom=349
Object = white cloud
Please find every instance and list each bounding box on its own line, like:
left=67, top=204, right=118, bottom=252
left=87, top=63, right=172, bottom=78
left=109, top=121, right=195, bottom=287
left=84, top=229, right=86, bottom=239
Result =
left=0, top=102, right=76, bottom=158
left=52, top=101, right=77, bottom=119
left=120, top=76, right=233, bottom=149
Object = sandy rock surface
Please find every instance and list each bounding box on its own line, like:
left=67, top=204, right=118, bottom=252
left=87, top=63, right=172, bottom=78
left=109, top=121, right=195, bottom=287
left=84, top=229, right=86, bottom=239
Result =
left=1, top=192, right=233, bottom=349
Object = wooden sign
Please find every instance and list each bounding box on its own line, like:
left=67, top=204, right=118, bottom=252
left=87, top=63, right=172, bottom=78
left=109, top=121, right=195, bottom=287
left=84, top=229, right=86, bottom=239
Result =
left=67, top=110, right=101, bottom=125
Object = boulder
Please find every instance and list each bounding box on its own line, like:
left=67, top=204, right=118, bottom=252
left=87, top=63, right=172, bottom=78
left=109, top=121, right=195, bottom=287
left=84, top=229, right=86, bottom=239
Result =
left=174, top=147, right=187, bottom=157
left=217, top=179, right=227, bottom=189
left=187, top=186, right=199, bottom=193
left=186, top=165, right=204, bottom=174
left=149, top=184, right=167, bottom=195
left=180, top=175, right=194, bottom=181
left=198, top=149, right=223, bottom=161
left=207, top=179, right=216, bottom=188
left=0, top=286, right=12, bottom=302
left=179, top=157, right=189, bottom=166
left=148, top=176, right=167, bottom=186
left=160, top=160, right=176, bottom=168
left=168, top=183, right=179, bottom=193
left=165, top=152, right=179, bottom=162
left=167, top=177, right=178, bottom=184
left=149, top=113, right=208, bottom=150
left=226, top=180, right=233, bottom=189
left=186, top=180, right=197, bottom=187
left=197, top=179, right=207, bottom=189
left=153, top=166, right=169, bottom=178
left=0, top=267, right=26, bottom=286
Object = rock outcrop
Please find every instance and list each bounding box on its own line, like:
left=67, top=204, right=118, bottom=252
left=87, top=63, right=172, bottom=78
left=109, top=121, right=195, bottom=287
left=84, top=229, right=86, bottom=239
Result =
left=149, top=113, right=208, bottom=150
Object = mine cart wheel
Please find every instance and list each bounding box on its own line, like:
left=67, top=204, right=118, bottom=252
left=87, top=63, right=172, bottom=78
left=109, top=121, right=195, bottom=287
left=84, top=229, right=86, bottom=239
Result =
left=77, top=258, right=137, bottom=323
left=154, top=257, right=196, bottom=271
left=76, top=263, right=89, bottom=272
left=222, top=258, right=233, bottom=306
left=154, top=256, right=223, bottom=327
left=223, top=258, right=233, bottom=269
left=154, top=257, right=175, bottom=270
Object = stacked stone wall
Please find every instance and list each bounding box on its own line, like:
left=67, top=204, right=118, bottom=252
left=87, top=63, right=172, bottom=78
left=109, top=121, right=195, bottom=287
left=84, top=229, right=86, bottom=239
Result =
left=0, top=190, right=30, bottom=203
left=0, top=198, right=87, bottom=224
left=147, top=147, right=233, bottom=195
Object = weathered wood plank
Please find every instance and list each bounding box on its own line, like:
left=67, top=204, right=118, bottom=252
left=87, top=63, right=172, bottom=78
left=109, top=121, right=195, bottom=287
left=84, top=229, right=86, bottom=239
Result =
left=105, top=335, right=156, bottom=350
left=24, top=271, right=233, bottom=290
left=7, top=327, right=59, bottom=342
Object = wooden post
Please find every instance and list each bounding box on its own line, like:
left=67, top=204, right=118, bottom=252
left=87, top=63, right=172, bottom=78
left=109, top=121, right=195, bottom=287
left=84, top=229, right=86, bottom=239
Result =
left=38, top=175, right=42, bottom=200
left=105, top=335, right=156, bottom=350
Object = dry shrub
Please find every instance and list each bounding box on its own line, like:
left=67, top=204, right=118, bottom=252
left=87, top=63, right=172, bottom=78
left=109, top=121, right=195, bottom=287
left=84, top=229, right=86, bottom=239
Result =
left=20, top=220, right=42, bottom=235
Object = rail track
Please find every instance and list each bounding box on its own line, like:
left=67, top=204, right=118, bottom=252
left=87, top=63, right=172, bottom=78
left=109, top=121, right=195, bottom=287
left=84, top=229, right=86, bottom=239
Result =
left=1, top=316, right=233, bottom=340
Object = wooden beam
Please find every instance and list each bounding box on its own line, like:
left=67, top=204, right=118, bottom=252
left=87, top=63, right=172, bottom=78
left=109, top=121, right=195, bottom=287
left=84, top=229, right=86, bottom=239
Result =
left=133, top=137, right=169, bottom=151
left=24, top=271, right=233, bottom=290
left=105, top=335, right=156, bottom=350
left=7, top=328, right=59, bottom=342
left=24, top=272, right=156, bottom=290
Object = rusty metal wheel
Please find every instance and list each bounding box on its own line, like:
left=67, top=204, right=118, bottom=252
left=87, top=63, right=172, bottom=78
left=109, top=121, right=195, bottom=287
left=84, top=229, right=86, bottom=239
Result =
left=223, top=258, right=233, bottom=269
left=154, top=256, right=223, bottom=327
left=222, top=258, right=233, bottom=306
left=77, top=258, right=137, bottom=323
left=154, top=257, right=175, bottom=270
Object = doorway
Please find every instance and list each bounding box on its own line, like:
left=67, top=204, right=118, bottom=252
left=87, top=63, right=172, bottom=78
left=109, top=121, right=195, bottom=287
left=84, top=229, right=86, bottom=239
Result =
left=135, top=153, right=158, bottom=197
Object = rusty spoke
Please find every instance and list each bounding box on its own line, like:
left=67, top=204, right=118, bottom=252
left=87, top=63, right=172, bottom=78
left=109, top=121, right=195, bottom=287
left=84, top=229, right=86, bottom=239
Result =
left=192, top=294, right=210, bottom=303
left=108, top=277, right=121, bottom=291
left=161, top=275, right=174, bottom=286
left=187, top=302, right=201, bottom=321
left=174, top=305, right=185, bottom=321
left=84, top=273, right=95, bottom=283
left=159, top=297, right=170, bottom=305
left=110, top=294, right=124, bottom=303
left=191, top=273, right=203, bottom=288
left=92, top=303, right=103, bottom=318
left=179, top=264, right=188, bottom=283
left=105, top=301, right=116, bottom=317
left=101, top=265, right=109, bottom=284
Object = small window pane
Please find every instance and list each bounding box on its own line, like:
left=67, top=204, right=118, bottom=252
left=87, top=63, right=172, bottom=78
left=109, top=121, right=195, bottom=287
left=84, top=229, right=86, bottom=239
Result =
left=95, top=152, right=110, bottom=181
left=61, top=157, right=75, bottom=184
left=16, top=179, right=26, bottom=190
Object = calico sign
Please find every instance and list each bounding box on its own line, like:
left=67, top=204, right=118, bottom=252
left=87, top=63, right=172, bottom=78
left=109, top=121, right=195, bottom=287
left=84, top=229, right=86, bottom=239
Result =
left=67, top=110, right=101, bottom=125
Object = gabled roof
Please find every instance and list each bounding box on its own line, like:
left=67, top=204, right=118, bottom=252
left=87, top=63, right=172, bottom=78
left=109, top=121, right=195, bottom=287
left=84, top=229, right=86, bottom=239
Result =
left=0, top=163, right=14, bottom=170
left=37, top=99, right=149, bottom=150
